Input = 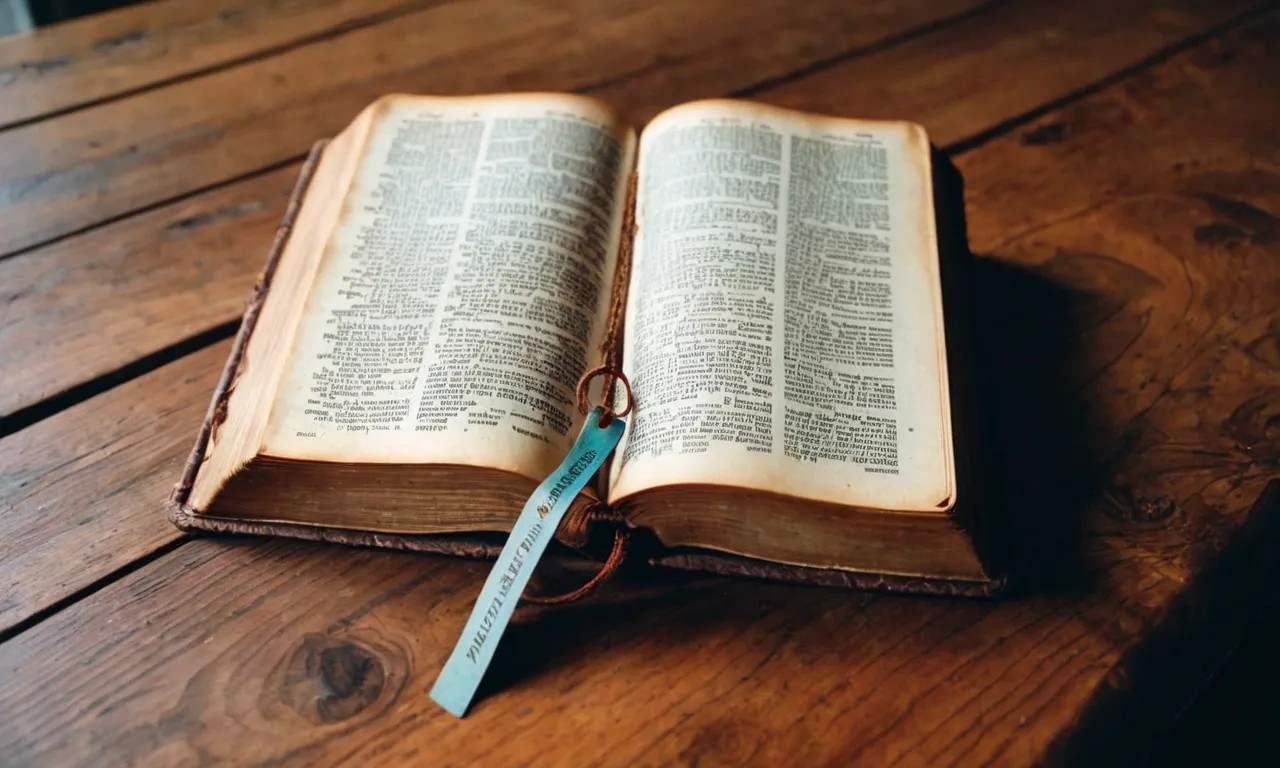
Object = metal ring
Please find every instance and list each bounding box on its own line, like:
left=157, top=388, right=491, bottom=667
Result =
left=575, top=365, right=634, bottom=418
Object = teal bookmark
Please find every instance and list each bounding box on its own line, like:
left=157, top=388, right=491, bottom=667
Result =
left=430, top=407, right=625, bottom=717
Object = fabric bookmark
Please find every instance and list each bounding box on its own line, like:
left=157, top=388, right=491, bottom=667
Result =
left=430, top=407, right=626, bottom=717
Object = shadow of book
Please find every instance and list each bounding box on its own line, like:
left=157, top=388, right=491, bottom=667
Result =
left=966, top=255, right=1106, bottom=594
left=940, top=149, right=1137, bottom=596
left=932, top=150, right=1103, bottom=595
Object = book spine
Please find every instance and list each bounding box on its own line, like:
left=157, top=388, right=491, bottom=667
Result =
left=598, top=171, right=638, bottom=401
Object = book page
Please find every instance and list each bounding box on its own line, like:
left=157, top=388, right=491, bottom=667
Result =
left=610, top=100, right=953, bottom=512
left=263, top=94, right=635, bottom=482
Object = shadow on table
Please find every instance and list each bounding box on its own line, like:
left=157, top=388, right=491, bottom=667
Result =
left=935, top=151, right=1106, bottom=596
left=966, top=255, right=1106, bottom=595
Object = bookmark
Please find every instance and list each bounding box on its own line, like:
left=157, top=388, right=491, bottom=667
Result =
left=430, top=406, right=626, bottom=717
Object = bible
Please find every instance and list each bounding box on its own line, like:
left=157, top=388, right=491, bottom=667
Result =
left=169, top=93, right=1002, bottom=596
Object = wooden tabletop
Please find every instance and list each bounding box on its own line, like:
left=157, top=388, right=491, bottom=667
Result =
left=1, top=0, right=1277, bottom=765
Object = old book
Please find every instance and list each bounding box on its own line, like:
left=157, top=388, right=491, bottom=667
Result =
left=170, top=93, right=1002, bottom=596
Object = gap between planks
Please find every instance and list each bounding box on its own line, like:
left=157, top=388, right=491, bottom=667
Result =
left=0, top=0, right=449, bottom=133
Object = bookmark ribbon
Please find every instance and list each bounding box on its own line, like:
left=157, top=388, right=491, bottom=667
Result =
left=430, top=408, right=626, bottom=717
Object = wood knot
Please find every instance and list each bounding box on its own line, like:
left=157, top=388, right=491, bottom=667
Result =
left=1100, top=487, right=1180, bottom=524
left=279, top=634, right=386, bottom=724
left=1132, top=495, right=1178, bottom=523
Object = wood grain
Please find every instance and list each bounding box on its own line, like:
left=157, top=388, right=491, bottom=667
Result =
left=0, top=0, right=990, bottom=258
left=0, top=11, right=1276, bottom=766
left=950, top=13, right=1280, bottom=584
left=0, top=342, right=230, bottom=635
left=0, top=168, right=296, bottom=421
left=0, top=0, right=438, bottom=129
left=0, top=0, right=1256, bottom=425
left=751, top=0, right=1260, bottom=146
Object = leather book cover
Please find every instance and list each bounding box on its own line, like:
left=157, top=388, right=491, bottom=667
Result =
left=168, top=140, right=1005, bottom=597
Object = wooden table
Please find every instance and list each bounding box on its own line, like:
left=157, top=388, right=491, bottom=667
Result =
left=1, top=1, right=1277, bottom=765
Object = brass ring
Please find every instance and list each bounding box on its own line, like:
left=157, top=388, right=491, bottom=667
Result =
left=575, top=365, right=634, bottom=418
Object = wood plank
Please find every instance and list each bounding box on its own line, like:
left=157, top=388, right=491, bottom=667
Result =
left=749, top=0, right=1262, bottom=146
left=0, top=342, right=230, bottom=635
left=0, top=0, right=438, bottom=129
left=0, top=169, right=295, bottom=422
left=0, top=0, right=989, bottom=258
left=0, top=0, right=1256, bottom=425
left=1, top=12, right=1277, bottom=766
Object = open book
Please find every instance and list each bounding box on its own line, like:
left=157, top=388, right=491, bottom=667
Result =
left=170, top=93, right=1000, bottom=595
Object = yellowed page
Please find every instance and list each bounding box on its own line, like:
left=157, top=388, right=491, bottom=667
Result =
left=610, top=100, right=953, bottom=513
left=262, top=93, right=636, bottom=482
left=189, top=110, right=376, bottom=513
